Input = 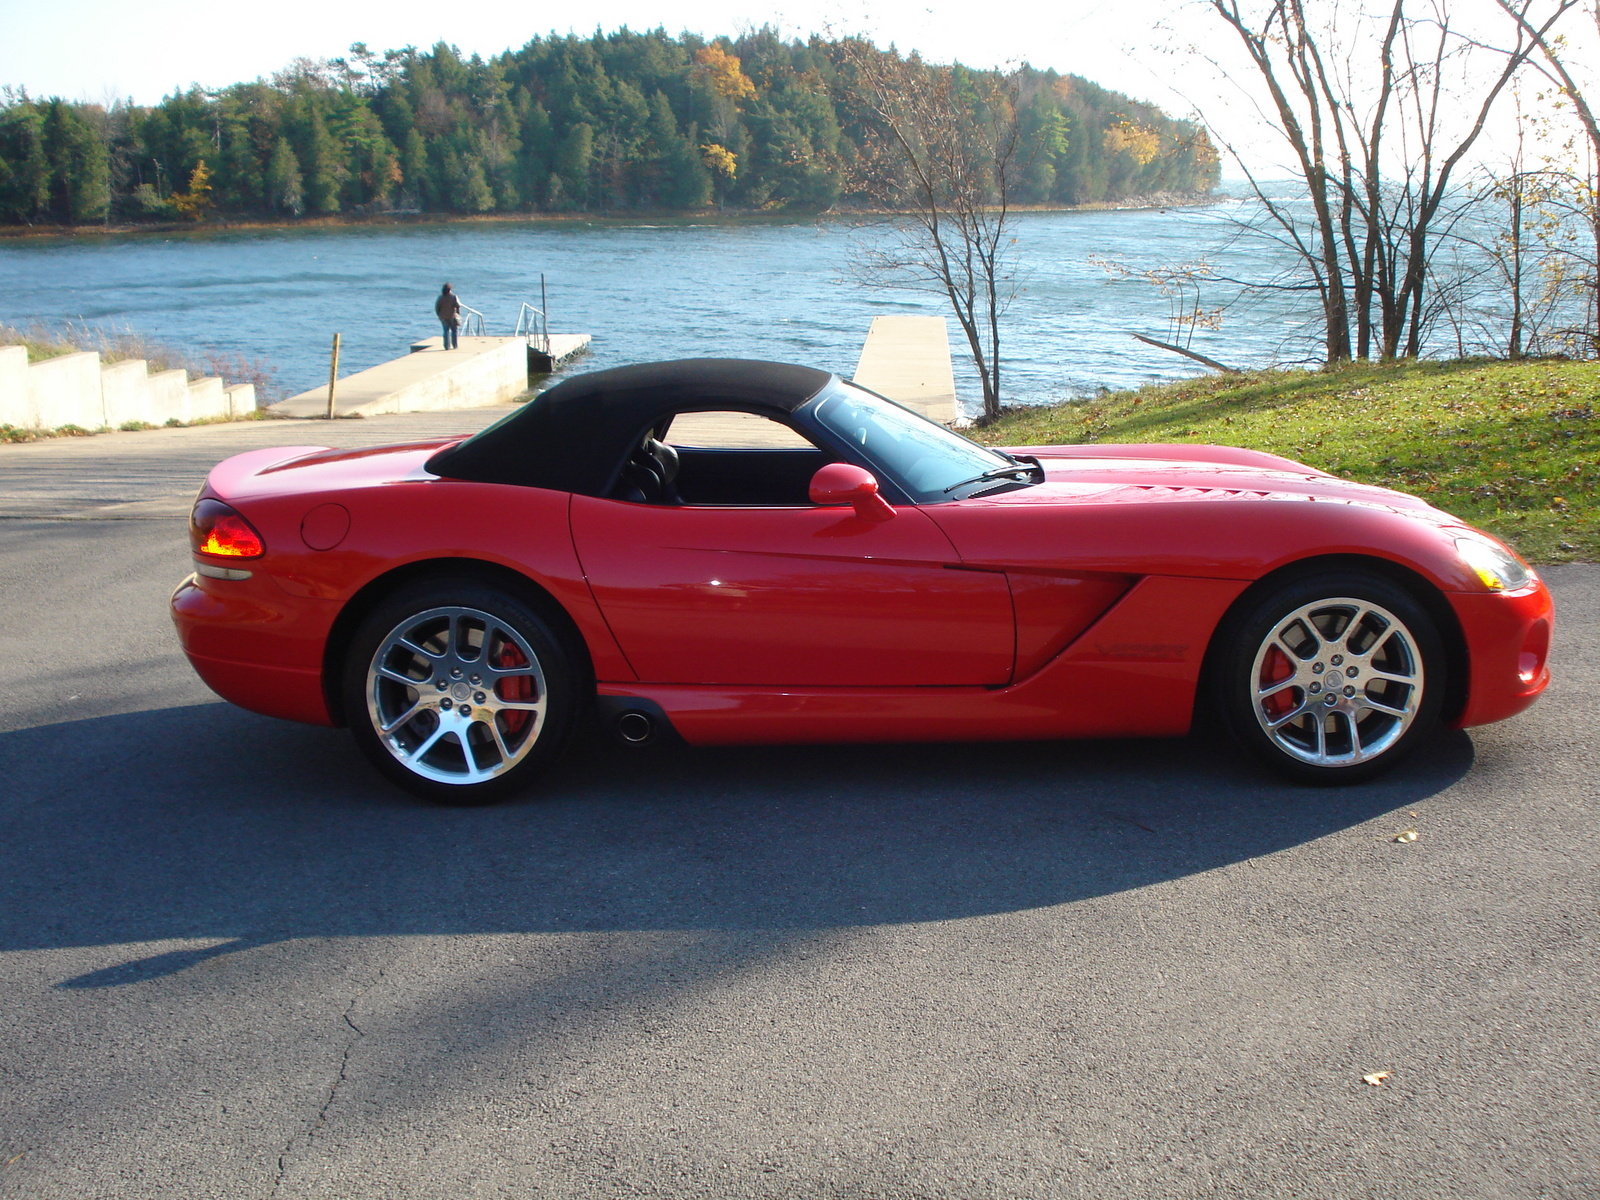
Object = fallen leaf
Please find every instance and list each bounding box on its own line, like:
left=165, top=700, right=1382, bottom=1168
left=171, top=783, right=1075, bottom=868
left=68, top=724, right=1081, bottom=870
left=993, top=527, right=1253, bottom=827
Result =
left=1394, top=829, right=1419, bottom=843
left=1363, top=1071, right=1391, bottom=1086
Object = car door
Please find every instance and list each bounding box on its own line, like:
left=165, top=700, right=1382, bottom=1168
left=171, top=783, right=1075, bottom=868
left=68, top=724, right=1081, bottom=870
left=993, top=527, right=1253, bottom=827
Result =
left=568, top=495, right=1015, bottom=688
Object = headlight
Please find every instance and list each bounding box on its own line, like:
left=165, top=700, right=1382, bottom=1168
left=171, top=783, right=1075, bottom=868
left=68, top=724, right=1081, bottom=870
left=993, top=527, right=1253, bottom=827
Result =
left=1455, top=534, right=1531, bottom=592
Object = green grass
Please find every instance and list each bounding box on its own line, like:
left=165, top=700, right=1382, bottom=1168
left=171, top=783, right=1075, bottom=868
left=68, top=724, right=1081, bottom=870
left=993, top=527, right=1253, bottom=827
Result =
left=1, top=423, right=105, bottom=442
left=3, top=333, right=79, bottom=363
left=973, top=357, right=1600, bottom=564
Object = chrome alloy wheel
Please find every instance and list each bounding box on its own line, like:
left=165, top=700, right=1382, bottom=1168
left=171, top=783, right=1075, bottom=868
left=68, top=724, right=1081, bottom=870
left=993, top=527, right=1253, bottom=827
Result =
left=366, top=605, right=548, bottom=786
left=1250, top=597, right=1424, bottom=768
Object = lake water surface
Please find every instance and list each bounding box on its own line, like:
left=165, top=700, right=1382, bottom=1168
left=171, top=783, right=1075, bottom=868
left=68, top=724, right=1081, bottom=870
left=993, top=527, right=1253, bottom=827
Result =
left=0, top=206, right=1303, bottom=414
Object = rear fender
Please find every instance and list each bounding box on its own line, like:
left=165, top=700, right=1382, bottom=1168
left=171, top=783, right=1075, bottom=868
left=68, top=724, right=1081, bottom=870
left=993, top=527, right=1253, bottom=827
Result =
left=188, top=475, right=634, bottom=727
left=319, top=556, right=602, bottom=726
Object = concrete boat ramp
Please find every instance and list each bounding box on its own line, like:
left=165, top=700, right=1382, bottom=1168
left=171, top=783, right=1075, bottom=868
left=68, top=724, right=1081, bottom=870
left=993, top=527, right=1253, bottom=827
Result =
left=274, top=334, right=591, bottom=419
left=272, top=314, right=957, bottom=423
left=852, top=315, right=957, bottom=424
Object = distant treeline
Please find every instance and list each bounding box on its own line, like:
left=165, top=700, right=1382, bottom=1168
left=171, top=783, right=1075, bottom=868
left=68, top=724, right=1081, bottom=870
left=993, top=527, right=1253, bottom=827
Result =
left=0, top=30, right=1218, bottom=225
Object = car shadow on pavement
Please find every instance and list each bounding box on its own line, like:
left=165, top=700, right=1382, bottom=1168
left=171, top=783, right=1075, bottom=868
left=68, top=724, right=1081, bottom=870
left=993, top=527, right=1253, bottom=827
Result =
left=0, top=702, right=1474, bottom=987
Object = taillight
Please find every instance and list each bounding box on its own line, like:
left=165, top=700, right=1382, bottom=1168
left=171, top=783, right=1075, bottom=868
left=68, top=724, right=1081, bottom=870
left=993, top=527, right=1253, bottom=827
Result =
left=191, top=498, right=265, bottom=558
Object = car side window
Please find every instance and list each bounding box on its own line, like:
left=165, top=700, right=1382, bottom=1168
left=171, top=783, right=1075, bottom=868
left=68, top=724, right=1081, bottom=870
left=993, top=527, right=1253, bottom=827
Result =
left=654, top=410, right=831, bottom=507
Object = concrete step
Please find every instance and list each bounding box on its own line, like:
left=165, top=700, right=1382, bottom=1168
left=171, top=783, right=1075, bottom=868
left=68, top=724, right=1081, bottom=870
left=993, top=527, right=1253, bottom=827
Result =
left=2, top=348, right=254, bottom=430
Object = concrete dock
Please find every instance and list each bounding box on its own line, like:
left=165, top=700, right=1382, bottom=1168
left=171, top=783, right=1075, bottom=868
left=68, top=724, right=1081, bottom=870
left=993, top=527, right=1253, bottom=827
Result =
left=407, top=333, right=593, bottom=372
left=852, top=315, right=958, bottom=423
left=274, top=334, right=591, bottom=419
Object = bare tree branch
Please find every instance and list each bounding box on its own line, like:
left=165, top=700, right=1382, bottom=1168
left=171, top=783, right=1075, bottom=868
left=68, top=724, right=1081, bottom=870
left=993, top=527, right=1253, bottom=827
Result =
left=1129, top=333, right=1241, bottom=373
left=1203, top=0, right=1568, bottom=365
left=840, top=43, right=1022, bottom=420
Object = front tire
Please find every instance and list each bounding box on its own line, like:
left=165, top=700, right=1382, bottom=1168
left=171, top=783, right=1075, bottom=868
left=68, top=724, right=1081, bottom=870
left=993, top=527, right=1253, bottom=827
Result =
left=1214, top=571, right=1446, bottom=784
left=342, top=580, right=585, bottom=804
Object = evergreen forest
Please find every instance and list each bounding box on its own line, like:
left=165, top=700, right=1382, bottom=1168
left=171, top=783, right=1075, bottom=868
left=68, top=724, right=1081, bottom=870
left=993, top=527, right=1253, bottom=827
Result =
left=0, top=29, right=1218, bottom=225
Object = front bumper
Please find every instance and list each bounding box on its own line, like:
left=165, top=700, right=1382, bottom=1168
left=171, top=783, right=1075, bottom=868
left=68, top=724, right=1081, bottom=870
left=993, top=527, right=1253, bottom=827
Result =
left=1447, top=581, right=1554, bottom=729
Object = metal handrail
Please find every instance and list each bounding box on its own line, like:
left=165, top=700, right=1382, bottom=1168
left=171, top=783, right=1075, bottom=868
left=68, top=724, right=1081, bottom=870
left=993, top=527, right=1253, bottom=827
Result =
left=457, top=304, right=486, bottom=338
left=515, top=301, right=549, bottom=353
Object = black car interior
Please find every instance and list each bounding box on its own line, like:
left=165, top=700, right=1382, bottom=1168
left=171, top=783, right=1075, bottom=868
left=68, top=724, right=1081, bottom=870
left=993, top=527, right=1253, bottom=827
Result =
left=613, top=436, right=684, bottom=504
left=610, top=413, right=834, bottom=507
left=670, top=446, right=831, bottom=506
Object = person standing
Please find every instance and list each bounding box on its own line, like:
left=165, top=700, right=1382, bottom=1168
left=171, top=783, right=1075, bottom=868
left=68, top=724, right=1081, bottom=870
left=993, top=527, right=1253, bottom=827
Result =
left=435, top=283, right=462, bottom=350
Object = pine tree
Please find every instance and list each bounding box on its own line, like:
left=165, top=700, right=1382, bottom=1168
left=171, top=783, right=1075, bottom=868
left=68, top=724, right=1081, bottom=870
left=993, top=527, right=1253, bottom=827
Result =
left=42, top=100, right=109, bottom=221
left=218, top=109, right=264, bottom=211
left=519, top=102, right=553, bottom=206
left=1018, top=97, right=1068, bottom=204
left=554, top=121, right=592, bottom=207
left=400, top=129, right=428, bottom=209
left=333, top=100, right=401, bottom=206
left=265, top=136, right=304, bottom=215
left=645, top=90, right=710, bottom=208
left=301, top=106, right=344, bottom=214
left=0, top=100, right=51, bottom=223
left=458, top=153, right=495, bottom=211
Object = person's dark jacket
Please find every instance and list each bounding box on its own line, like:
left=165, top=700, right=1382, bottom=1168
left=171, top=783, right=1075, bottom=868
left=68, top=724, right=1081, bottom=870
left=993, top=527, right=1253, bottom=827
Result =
left=435, top=289, right=462, bottom=326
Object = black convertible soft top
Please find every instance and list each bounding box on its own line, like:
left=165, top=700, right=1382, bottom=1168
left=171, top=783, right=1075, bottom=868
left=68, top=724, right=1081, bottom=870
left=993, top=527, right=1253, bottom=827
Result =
left=425, top=358, right=834, bottom=496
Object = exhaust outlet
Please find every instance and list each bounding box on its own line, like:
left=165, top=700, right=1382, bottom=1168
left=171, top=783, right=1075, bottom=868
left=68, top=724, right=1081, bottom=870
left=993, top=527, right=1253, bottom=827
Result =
left=616, top=711, right=655, bottom=745
left=596, top=697, right=677, bottom=747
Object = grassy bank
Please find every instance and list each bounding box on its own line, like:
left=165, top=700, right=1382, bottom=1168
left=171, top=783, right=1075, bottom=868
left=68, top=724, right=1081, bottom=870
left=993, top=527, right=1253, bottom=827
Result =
left=974, top=358, right=1599, bottom=564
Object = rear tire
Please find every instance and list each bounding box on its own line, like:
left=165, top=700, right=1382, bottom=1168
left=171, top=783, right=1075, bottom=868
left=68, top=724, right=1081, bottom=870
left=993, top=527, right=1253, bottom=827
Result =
left=342, top=580, right=585, bottom=805
left=1214, top=570, right=1446, bottom=784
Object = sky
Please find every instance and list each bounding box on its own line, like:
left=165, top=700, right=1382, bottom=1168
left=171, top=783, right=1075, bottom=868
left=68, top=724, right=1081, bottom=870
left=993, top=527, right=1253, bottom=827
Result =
left=1, top=0, right=1592, bottom=181
left=2, top=0, right=1172, bottom=106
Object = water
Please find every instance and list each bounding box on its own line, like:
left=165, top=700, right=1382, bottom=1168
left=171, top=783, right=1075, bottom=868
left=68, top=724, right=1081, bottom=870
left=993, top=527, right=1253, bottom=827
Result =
left=0, top=205, right=1302, bottom=414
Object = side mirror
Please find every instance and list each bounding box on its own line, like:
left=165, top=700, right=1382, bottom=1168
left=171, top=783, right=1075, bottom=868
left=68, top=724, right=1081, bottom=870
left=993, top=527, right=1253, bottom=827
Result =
left=809, top=463, right=896, bottom=522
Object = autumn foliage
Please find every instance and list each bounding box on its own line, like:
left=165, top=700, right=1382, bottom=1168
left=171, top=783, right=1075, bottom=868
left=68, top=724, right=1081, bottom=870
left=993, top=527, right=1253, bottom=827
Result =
left=0, top=30, right=1218, bottom=224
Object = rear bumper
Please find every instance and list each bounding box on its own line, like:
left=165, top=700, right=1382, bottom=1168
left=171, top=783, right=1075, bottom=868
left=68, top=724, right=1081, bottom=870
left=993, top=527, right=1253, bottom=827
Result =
left=1447, top=582, right=1554, bottom=729
left=171, top=575, right=336, bottom=725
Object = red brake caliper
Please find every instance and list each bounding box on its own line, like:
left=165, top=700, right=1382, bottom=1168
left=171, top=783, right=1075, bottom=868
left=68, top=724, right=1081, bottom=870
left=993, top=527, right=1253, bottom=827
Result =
left=1259, top=645, right=1297, bottom=720
left=495, top=640, right=534, bottom=736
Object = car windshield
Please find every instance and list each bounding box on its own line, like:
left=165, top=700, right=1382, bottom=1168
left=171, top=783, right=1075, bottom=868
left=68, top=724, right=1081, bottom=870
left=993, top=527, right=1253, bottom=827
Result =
left=811, top=383, right=1021, bottom=502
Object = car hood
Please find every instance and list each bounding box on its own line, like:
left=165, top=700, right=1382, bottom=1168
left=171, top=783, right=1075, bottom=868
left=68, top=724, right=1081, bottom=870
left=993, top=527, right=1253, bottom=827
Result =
left=995, top=445, right=1445, bottom=517
left=927, top=443, right=1475, bottom=586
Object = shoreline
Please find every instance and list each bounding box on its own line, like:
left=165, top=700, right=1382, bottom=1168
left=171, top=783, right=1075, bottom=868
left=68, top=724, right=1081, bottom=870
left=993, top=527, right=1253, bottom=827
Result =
left=0, top=192, right=1222, bottom=241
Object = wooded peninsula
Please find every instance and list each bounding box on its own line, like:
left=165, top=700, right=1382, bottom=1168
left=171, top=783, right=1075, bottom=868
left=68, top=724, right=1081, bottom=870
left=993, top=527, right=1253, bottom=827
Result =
left=0, top=30, right=1218, bottom=225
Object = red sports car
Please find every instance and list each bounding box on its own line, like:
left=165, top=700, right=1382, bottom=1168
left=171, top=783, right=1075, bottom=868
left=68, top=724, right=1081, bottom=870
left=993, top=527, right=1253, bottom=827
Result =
left=172, top=359, right=1553, bottom=803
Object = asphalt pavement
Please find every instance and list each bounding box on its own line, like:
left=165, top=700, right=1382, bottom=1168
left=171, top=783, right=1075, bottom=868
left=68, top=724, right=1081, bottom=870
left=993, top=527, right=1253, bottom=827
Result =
left=0, top=408, right=517, bottom=518
left=0, top=422, right=1595, bottom=1199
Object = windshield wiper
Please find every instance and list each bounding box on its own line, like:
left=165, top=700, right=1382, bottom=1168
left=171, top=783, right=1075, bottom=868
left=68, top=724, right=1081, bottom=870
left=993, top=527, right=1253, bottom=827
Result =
left=942, top=455, right=1042, bottom=494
